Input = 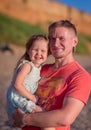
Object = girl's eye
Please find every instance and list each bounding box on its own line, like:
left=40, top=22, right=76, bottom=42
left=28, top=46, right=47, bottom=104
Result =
left=41, top=50, right=46, bottom=52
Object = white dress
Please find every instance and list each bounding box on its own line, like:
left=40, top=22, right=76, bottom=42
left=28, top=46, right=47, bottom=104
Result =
left=6, top=60, right=41, bottom=125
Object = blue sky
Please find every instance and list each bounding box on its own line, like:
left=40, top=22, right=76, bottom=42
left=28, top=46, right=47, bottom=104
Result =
left=57, top=0, right=91, bottom=14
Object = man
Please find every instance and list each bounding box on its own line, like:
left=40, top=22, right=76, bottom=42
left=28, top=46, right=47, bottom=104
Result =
left=14, top=20, right=91, bottom=130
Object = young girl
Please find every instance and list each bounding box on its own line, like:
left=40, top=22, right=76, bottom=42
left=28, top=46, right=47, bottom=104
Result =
left=6, top=34, right=55, bottom=130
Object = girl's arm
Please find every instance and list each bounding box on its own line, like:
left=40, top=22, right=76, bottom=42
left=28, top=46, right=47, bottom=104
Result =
left=14, top=62, right=37, bottom=103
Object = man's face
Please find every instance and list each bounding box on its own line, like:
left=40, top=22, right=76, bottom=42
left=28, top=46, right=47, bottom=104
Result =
left=49, top=27, right=78, bottom=59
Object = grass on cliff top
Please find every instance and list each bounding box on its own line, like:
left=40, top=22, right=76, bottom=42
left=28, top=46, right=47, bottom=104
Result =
left=0, top=13, right=46, bottom=46
left=77, top=33, right=91, bottom=54
left=0, top=13, right=91, bottom=54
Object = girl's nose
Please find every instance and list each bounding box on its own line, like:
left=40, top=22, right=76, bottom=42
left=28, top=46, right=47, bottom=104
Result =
left=37, top=50, right=41, bottom=55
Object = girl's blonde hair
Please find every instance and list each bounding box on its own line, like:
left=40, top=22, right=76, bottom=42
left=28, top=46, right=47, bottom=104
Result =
left=16, top=34, right=50, bottom=68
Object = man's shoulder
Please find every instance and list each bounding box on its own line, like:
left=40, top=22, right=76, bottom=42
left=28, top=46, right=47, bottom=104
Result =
left=42, top=63, right=53, bottom=68
left=40, top=63, right=53, bottom=75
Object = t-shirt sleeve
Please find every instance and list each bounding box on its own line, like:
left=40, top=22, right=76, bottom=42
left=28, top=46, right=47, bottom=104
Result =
left=65, top=71, right=91, bottom=105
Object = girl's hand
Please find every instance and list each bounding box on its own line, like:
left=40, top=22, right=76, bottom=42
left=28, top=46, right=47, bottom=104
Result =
left=33, top=105, right=43, bottom=112
left=31, top=95, right=37, bottom=103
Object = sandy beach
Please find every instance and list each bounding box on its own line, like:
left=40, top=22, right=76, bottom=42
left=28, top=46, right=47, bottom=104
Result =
left=0, top=45, right=91, bottom=130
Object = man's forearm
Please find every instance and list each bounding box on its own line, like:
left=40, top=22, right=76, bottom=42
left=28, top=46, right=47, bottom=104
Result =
left=14, top=97, right=84, bottom=128
left=22, top=97, right=84, bottom=128
left=23, top=110, right=66, bottom=127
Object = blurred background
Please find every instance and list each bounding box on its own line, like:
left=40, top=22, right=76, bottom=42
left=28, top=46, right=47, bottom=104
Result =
left=0, top=0, right=91, bottom=130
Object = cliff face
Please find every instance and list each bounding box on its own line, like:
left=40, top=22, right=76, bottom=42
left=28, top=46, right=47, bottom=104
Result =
left=0, top=0, right=91, bottom=35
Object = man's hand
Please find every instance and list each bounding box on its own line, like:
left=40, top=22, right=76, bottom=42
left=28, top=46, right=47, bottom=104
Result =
left=13, top=108, right=26, bottom=128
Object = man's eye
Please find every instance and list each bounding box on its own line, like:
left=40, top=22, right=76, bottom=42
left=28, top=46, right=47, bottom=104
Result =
left=32, top=49, right=37, bottom=51
left=59, top=37, right=65, bottom=41
left=49, top=38, right=55, bottom=41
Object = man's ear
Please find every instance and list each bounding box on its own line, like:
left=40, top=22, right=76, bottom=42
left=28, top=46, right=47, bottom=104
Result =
left=73, top=36, right=78, bottom=47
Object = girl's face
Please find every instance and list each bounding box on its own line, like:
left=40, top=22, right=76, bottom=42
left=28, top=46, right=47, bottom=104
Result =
left=28, top=39, right=48, bottom=67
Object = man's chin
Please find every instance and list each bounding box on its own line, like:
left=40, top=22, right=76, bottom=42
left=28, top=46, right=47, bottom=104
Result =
left=54, top=55, right=63, bottom=59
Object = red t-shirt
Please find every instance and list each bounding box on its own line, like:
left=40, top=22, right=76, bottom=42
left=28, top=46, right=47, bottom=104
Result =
left=22, top=61, right=91, bottom=130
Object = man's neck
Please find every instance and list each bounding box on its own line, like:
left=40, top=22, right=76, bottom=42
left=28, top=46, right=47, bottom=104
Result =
left=54, top=56, right=75, bottom=68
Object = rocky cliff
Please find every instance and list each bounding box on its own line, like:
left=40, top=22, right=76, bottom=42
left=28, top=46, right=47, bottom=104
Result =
left=0, top=0, right=91, bottom=35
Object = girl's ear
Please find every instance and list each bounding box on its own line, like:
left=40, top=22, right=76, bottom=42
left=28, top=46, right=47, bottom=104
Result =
left=26, top=50, right=29, bottom=55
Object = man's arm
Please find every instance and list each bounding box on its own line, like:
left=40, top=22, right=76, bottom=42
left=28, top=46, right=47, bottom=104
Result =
left=14, top=97, right=84, bottom=127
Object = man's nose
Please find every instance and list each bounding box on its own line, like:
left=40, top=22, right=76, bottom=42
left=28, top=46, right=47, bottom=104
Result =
left=53, top=38, right=59, bottom=46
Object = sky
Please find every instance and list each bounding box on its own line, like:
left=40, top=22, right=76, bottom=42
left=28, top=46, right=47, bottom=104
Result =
left=57, top=0, right=91, bottom=15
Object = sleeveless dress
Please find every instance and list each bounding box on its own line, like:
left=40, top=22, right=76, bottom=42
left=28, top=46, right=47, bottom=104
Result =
left=6, top=60, right=41, bottom=125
